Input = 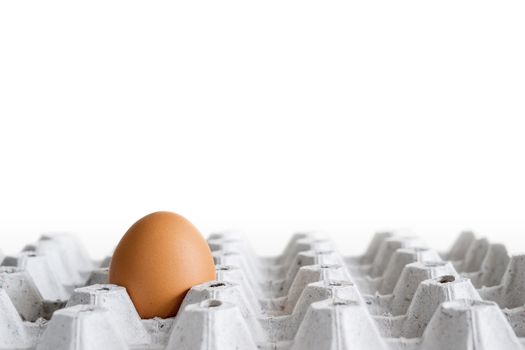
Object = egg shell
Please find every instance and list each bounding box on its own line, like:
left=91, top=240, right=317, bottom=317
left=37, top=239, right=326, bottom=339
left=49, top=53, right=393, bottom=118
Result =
left=109, top=211, right=216, bottom=319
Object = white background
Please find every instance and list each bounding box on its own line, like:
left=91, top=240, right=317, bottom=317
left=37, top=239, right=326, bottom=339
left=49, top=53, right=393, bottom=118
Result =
left=1, top=1, right=525, bottom=259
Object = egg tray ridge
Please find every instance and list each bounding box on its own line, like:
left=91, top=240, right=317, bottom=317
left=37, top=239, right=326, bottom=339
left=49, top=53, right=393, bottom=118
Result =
left=1, top=231, right=525, bottom=349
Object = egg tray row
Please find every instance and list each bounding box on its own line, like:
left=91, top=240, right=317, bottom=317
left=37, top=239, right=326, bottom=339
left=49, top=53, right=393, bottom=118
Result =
left=0, top=232, right=524, bottom=349
left=208, top=231, right=525, bottom=348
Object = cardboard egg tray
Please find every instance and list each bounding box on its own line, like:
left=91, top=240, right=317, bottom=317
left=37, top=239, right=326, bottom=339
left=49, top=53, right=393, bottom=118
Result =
left=1, top=231, right=525, bottom=349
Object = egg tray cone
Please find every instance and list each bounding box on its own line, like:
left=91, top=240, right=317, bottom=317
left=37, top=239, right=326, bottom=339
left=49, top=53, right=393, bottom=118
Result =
left=1, top=231, right=525, bottom=349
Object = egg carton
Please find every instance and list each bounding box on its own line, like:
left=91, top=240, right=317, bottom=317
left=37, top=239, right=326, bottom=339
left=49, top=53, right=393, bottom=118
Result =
left=1, top=231, right=525, bottom=349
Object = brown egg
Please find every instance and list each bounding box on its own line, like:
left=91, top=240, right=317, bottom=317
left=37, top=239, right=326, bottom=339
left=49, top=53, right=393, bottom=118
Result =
left=109, top=211, right=215, bottom=319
